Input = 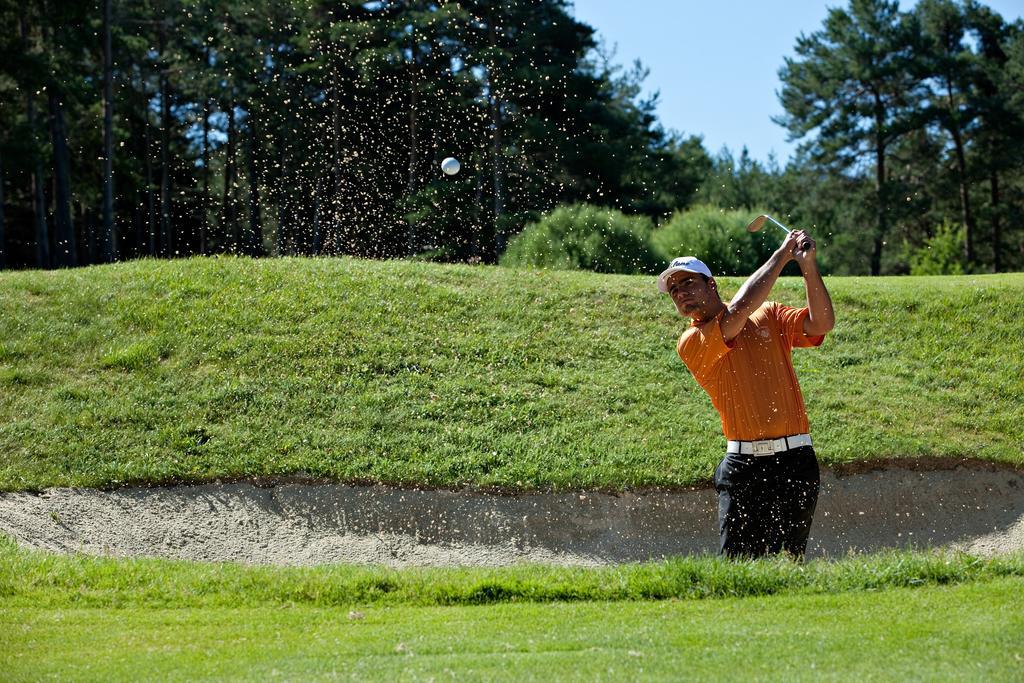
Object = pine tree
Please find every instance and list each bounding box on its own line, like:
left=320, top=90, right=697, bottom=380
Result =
left=776, top=0, right=924, bottom=275
left=917, top=0, right=978, bottom=265
left=964, top=2, right=1024, bottom=272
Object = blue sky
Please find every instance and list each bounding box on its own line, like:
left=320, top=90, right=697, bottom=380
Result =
left=569, top=0, right=1024, bottom=165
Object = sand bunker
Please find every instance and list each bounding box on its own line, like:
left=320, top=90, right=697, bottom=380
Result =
left=0, top=463, right=1021, bottom=566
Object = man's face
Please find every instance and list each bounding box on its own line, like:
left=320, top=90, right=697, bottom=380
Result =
left=667, top=271, right=715, bottom=317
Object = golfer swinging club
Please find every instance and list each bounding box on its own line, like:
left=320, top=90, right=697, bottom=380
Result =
left=658, top=227, right=834, bottom=559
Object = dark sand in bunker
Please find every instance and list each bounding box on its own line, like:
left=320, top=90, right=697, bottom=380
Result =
left=1, top=462, right=1021, bottom=566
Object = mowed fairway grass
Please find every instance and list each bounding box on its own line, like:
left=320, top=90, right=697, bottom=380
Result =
left=3, top=579, right=1023, bottom=681
left=0, top=256, right=1021, bottom=491
left=2, top=540, right=1024, bottom=680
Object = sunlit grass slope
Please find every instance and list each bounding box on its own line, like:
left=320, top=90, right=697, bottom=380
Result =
left=0, top=256, right=1020, bottom=491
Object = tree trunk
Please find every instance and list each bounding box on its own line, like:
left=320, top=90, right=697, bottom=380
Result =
left=991, top=170, right=1001, bottom=273
left=952, top=131, right=974, bottom=265
left=872, top=95, right=886, bottom=277
left=873, top=148, right=885, bottom=277
left=471, top=150, right=484, bottom=262
left=245, top=118, right=262, bottom=256
left=22, top=17, right=49, bottom=269
left=406, top=36, right=419, bottom=255
left=221, top=101, right=238, bottom=251
left=274, top=43, right=292, bottom=258
left=0, top=148, right=6, bottom=270
left=311, top=178, right=323, bottom=255
left=201, top=75, right=211, bottom=254
left=330, top=67, right=343, bottom=257
left=945, top=78, right=975, bottom=265
left=158, top=21, right=172, bottom=257
left=81, top=201, right=96, bottom=264
left=491, top=94, right=505, bottom=258
left=48, top=87, right=77, bottom=268
left=101, top=0, right=116, bottom=262
left=276, top=118, right=288, bottom=256
left=487, top=14, right=506, bottom=260
left=131, top=193, right=142, bottom=259
left=29, top=122, right=50, bottom=267
left=144, top=108, right=156, bottom=256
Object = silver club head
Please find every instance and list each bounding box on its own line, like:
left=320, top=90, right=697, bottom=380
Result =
left=747, top=214, right=811, bottom=251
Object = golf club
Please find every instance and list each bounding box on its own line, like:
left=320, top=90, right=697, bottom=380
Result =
left=747, top=214, right=812, bottom=252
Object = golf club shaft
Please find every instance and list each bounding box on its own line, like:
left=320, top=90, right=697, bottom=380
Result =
left=766, top=215, right=790, bottom=234
left=767, top=216, right=811, bottom=252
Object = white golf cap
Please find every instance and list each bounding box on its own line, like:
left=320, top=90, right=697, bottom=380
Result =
left=657, top=256, right=713, bottom=293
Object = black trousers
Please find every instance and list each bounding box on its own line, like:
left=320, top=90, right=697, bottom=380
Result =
left=713, top=446, right=820, bottom=559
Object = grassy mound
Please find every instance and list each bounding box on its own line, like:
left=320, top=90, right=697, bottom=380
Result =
left=0, top=256, right=1021, bottom=491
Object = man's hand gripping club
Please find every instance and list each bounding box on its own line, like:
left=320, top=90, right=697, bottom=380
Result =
left=719, top=230, right=821, bottom=343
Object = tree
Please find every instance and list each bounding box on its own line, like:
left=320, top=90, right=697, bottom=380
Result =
left=101, top=0, right=116, bottom=261
left=41, top=0, right=92, bottom=268
left=157, top=13, right=173, bottom=257
left=0, top=146, right=6, bottom=269
left=916, top=0, right=980, bottom=265
left=700, top=146, right=776, bottom=211
left=0, top=0, right=735, bottom=268
left=17, top=11, right=51, bottom=269
left=964, top=3, right=1024, bottom=272
left=776, top=0, right=924, bottom=275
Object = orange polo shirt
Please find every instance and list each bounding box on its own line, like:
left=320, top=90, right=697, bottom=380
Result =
left=677, top=301, right=825, bottom=441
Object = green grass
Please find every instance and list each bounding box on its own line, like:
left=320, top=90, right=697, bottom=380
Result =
left=1, top=257, right=1021, bottom=491
left=3, top=534, right=1023, bottom=608
left=3, top=579, right=1022, bottom=681
left=3, top=536, right=1023, bottom=680
left=5, top=537, right=1022, bottom=681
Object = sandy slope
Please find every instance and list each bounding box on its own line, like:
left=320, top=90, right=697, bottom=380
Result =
left=0, top=465, right=1021, bottom=566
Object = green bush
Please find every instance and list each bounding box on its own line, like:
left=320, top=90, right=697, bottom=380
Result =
left=650, top=205, right=778, bottom=276
left=909, top=221, right=966, bottom=275
left=499, top=204, right=660, bottom=274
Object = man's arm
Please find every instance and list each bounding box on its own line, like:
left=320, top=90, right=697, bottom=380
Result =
left=719, top=231, right=802, bottom=342
left=792, top=234, right=835, bottom=336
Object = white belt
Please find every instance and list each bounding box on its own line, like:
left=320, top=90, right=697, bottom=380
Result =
left=727, top=433, right=812, bottom=456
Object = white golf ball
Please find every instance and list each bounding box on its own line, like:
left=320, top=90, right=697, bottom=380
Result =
left=441, top=157, right=460, bottom=175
